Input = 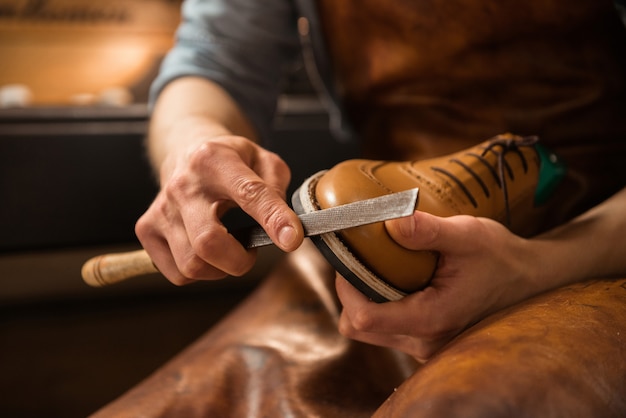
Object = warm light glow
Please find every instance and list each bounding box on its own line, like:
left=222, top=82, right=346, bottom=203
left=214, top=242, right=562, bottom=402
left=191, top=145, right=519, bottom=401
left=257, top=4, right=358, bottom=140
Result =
left=0, top=0, right=181, bottom=105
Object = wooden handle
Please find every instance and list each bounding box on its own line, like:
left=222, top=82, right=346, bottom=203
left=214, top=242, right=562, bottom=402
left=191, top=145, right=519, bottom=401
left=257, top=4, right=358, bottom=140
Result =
left=81, top=249, right=158, bottom=287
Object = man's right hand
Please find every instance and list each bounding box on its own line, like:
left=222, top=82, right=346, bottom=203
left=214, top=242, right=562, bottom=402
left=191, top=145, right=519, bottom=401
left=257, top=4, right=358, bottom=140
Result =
left=135, top=134, right=304, bottom=285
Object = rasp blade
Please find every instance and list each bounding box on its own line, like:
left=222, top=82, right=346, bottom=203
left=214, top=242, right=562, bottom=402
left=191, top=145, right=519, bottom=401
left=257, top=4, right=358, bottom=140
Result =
left=236, top=188, right=419, bottom=248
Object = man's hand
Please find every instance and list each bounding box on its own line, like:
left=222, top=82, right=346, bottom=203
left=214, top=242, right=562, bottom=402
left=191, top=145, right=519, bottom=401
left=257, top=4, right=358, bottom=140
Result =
left=336, top=210, right=537, bottom=362
left=135, top=134, right=303, bottom=285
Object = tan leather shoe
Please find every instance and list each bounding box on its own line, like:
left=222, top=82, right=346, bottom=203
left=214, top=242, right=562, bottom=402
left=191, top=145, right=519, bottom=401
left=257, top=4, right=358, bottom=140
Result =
left=292, top=134, right=565, bottom=302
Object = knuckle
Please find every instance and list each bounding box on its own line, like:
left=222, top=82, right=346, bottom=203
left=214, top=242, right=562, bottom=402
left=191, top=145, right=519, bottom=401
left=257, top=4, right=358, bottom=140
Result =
left=350, top=308, right=376, bottom=332
left=192, top=224, right=223, bottom=245
left=135, top=210, right=166, bottom=246
left=233, top=179, right=291, bottom=232
left=189, top=141, right=220, bottom=169
left=190, top=229, right=220, bottom=260
left=337, top=317, right=356, bottom=338
left=178, top=255, right=206, bottom=280
left=259, top=206, right=287, bottom=233
left=234, top=177, right=268, bottom=206
left=163, top=172, right=194, bottom=202
left=134, top=215, right=150, bottom=240
left=135, top=199, right=167, bottom=240
left=190, top=229, right=254, bottom=277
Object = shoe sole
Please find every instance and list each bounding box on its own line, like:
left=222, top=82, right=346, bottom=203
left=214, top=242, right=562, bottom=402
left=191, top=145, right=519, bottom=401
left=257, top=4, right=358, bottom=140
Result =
left=292, top=171, right=407, bottom=303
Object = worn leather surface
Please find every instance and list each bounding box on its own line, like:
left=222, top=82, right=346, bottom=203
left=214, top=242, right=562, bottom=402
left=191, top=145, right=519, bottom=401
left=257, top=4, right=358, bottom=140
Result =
left=92, top=242, right=417, bottom=417
left=374, top=278, right=626, bottom=418
left=314, top=135, right=542, bottom=292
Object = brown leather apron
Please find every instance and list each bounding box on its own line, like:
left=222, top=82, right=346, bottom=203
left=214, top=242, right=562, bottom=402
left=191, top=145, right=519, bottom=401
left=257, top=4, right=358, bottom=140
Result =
left=317, top=0, right=626, bottom=225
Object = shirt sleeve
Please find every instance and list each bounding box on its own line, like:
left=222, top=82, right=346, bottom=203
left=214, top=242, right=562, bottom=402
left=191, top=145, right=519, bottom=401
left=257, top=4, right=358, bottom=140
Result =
left=149, top=0, right=301, bottom=142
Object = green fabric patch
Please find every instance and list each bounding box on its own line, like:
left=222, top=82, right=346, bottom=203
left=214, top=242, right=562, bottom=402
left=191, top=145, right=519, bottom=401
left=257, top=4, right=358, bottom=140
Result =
left=534, top=143, right=567, bottom=205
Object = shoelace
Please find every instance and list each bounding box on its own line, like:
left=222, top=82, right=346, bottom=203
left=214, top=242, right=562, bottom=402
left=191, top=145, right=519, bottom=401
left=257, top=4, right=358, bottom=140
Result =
left=431, top=135, right=539, bottom=226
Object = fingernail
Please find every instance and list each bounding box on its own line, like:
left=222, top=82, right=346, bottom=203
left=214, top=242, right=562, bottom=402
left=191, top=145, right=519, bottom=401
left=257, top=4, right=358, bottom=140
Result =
left=277, top=225, right=297, bottom=249
left=390, top=213, right=416, bottom=239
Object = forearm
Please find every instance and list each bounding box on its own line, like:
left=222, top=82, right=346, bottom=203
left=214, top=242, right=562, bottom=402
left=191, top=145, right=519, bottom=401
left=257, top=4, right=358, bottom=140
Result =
left=527, top=187, right=626, bottom=292
left=136, top=75, right=303, bottom=281
left=148, top=76, right=258, bottom=177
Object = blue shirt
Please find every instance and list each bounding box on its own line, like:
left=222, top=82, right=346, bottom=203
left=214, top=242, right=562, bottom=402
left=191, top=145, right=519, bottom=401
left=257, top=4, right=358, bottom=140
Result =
left=150, top=0, right=319, bottom=142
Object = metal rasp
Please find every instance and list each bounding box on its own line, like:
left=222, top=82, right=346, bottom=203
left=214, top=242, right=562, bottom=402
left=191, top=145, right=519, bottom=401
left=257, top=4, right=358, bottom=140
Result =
left=81, top=188, right=419, bottom=287
left=235, top=188, right=419, bottom=248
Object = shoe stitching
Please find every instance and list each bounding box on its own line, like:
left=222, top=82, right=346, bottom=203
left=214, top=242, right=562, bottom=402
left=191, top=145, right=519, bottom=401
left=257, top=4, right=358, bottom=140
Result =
left=308, top=179, right=320, bottom=210
left=429, top=135, right=538, bottom=225
left=429, top=166, right=479, bottom=208
left=402, top=164, right=463, bottom=214
left=307, top=136, right=538, bottom=299
left=359, top=161, right=395, bottom=194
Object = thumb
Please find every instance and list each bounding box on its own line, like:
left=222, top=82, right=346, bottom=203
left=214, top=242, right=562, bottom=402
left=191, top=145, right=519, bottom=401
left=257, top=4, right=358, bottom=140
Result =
left=385, top=210, right=448, bottom=251
left=228, top=173, right=303, bottom=252
left=242, top=186, right=303, bottom=252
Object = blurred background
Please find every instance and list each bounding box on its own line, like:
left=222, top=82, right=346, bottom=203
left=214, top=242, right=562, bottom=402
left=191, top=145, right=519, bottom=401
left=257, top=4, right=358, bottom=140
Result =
left=0, top=1, right=357, bottom=416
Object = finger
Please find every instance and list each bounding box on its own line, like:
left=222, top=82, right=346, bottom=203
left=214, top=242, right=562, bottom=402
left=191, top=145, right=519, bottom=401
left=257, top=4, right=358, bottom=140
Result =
left=385, top=211, right=478, bottom=253
left=143, top=237, right=195, bottom=286
left=337, top=312, right=436, bottom=363
left=227, top=147, right=303, bottom=252
left=226, top=166, right=303, bottom=252
left=176, top=197, right=257, bottom=277
left=251, top=149, right=293, bottom=201
left=336, top=277, right=452, bottom=361
left=336, top=277, right=414, bottom=335
left=180, top=139, right=304, bottom=252
left=336, top=276, right=443, bottom=337
left=137, top=194, right=251, bottom=281
left=338, top=311, right=416, bottom=352
left=384, top=210, right=443, bottom=250
left=136, top=212, right=195, bottom=286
